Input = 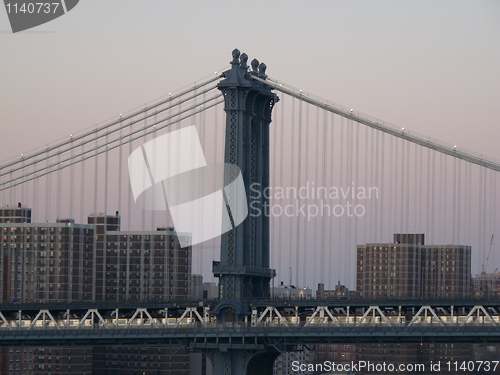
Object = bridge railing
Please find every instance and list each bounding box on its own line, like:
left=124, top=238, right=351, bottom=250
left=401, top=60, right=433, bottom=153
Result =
left=0, top=304, right=498, bottom=331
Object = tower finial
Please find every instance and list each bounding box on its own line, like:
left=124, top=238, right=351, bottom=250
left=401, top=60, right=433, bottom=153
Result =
left=240, top=53, right=248, bottom=70
left=258, top=62, right=267, bottom=78
left=251, top=59, right=259, bottom=73
left=232, top=49, right=240, bottom=64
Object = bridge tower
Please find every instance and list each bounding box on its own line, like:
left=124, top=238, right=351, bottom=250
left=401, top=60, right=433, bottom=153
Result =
left=213, top=49, right=278, bottom=321
left=205, top=50, right=280, bottom=375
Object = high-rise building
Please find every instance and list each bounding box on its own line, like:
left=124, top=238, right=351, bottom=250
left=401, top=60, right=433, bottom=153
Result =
left=86, top=214, right=193, bottom=375
left=356, top=234, right=473, bottom=374
left=421, top=245, right=472, bottom=299
left=88, top=213, right=191, bottom=302
left=1, top=206, right=94, bottom=304
left=356, top=233, right=471, bottom=299
left=0, top=205, right=194, bottom=375
left=0, top=203, right=32, bottom=223
left=473, top=272, right=500, bottom=298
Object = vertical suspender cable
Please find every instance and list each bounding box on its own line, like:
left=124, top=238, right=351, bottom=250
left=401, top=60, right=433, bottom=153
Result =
left=348, top=117, right=352, bottom=284
left=456, top=159, right=461, bottom=245
left=270, top=91, right=277, bottom=288
left=141, top=107, right=147, bottom=233
left=289, top=96, right=296, bottom=286
left=127, top=121, right=133, bottom=231
left=430, top=150, right=436, bottom=243
left=328, top=112, right=335, bottom=289
left=438, top=152, right=443, bottom=243
left=104, top=131, right=109, bottom=217
left=478, top=167, right=484, bottom=270
left=56, top=150, right=61, bottom=219
left=491, top=171, right=500, bottom=261
left=426, top=148, right=431, bottom=239
left=442, top=152, right=448, bottom=243
left=295, top=98, right=303, bottom=287
left=320, top=106, right=327, bottom=289
left=392, top=136, right=398, bottom=233
left=9, top=171, right=13, bottom=206
left=80, top=143, right=85, bottom=225
left=168, top=93, right=174, bottom=229
left=354, top=121, right=360, bottom=284
left=139, top=106, right=148, bottom=301
left=466, top=163, right=472, bottom=248
left=93, top=128, right=99, bottom=219
left=492, top=170, right=497, bottom=269
left=464, top=161, right=468, bottom=247
left=202, top=89, right=209, bottom=278
left=302, top=102, right=310, bottom=288
left=33, top=162, right=38, bottom=222
left=405, top=141, right=410, bottom=233
left=198, top=90, right=204, bottom=277
left=400, top=138, right=405, bottom=235
left=390, top=136, right=396, bottom=235
left=118, top=116, right=123, bottom=224
left=213, top=95, right=220, bottom=279
left=162, top=95, right=171, bottom=231
left=452, top=157, right=458, bottom=243
left=313, top=105, right=322, bottom=287
left=372, top=128, right=378, bottom=242
left=417, top=143, right=422, bottom=237
left=151, top=111, right=157, bottom=233
left=370, top=126, right=375, bottom=240
left=339, top=116, right=345, bottom=285
left=21, top=157, right=25, bottom=207
left=192, top=88, right=199, bottom=276
left=46, top=149, right=51, bottom=221
left=116, top=115, right=123, bottom=302
left=0, top=166, right=3, bottom=206
left=69, top=136, right=74, bottom=220
left=491, top=169, right=495, bottom=265
left=482, top=168, right=488, bottom=269
left=343, top=117, right=349, bottom=286
left=92, top=128, right=99, bottom=302
left=379, top=133, right=385, bottom=242
left=412, top=143, right=418, bottom=234
left=346, top=117, right=353, bottom=286
left=271, top=98, right=279, bottom=288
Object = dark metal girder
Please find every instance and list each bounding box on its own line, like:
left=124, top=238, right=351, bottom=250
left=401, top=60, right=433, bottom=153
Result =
left=1, top=326, right=500, bottom=347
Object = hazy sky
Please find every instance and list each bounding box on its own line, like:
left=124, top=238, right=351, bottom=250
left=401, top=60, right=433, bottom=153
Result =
left=1, top=1, right=499, bottom=163
left=1, top=1, right=500, bottom=287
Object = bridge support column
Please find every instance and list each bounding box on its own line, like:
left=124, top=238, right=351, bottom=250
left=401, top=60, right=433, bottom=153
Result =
left=202, top=348, right=280, bottom=375
left=213, top=49, right=278, bottom=321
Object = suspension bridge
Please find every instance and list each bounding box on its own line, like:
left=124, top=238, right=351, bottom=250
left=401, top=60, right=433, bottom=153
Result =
left=1, top=49, right=500, bottom=374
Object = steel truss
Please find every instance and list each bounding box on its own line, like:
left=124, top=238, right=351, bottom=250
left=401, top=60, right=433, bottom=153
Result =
left=0, top=301, right=499, bottom=347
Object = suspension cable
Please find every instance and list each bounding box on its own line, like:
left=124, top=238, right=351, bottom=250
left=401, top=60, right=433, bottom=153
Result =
left=250, top=75, right=500, bottom=173
left=1, top=97, right=224, bottom=191
left=0, top=84, right=220, bottom=180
